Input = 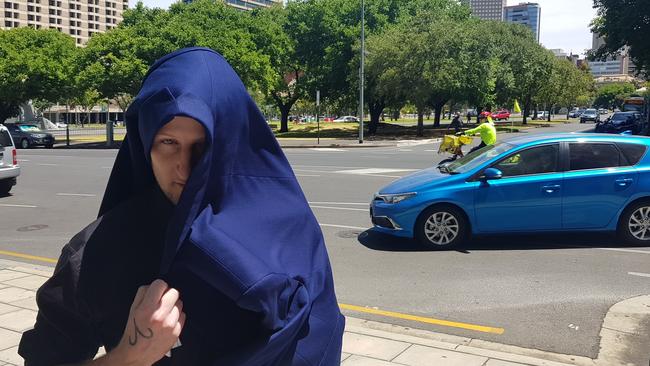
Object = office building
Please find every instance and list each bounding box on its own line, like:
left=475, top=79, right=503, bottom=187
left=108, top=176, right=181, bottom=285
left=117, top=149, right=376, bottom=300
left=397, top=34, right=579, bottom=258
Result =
left=504, top=2, right=541, bottom=42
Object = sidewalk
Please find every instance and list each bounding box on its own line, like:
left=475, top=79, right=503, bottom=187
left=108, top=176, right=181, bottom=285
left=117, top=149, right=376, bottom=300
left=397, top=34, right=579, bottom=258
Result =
left=0, top=258, right=647, bottom=366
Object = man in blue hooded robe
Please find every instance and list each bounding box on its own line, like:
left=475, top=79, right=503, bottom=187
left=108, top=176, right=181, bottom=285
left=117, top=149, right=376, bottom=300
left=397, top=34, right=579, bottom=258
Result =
left=18, top=47, right=345, bottom=366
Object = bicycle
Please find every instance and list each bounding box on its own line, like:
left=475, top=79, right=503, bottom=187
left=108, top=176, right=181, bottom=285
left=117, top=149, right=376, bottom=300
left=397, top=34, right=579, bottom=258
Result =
left=437, top=134, right=473, bottom=166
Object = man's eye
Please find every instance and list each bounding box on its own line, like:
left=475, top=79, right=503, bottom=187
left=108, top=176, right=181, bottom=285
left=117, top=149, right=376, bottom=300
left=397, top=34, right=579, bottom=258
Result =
left=161, top=139, right=176, bottom=145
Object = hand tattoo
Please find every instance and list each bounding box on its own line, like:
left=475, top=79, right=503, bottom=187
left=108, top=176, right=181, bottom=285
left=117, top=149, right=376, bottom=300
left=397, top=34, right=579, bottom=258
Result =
left=128, top=317, right=154, bottom=346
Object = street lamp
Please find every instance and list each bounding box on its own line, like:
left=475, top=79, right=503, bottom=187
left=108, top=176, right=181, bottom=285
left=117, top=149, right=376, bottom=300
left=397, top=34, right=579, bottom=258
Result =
left=358, top=0, right=365, bottom=144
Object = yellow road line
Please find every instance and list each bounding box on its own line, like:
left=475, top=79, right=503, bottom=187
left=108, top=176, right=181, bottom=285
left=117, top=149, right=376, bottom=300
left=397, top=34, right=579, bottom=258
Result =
left=0, top=250, right=57, bottom=264
left=0, top=250, right=504, bottom=335
left=339, top=303, right=505, bottom=334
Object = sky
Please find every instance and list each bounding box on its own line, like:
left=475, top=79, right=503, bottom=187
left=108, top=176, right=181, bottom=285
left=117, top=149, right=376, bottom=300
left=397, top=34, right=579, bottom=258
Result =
left=133, top=0, right=598, bottom=57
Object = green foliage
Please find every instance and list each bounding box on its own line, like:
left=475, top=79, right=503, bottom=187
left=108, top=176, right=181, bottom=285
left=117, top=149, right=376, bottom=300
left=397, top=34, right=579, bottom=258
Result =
left=0, top=27, right=77, bottom=122
left=591, top=0, right=650, bottom=78
left=593, top=82, right=636, bottom=109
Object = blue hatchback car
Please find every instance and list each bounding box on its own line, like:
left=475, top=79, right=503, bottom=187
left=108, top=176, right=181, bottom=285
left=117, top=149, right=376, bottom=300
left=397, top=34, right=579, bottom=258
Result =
left=370, top=134, right=650, bottom=249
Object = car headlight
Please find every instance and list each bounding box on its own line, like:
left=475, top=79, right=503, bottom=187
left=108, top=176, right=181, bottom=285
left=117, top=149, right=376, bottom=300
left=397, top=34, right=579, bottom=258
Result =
left=33, top=134, right=46, bottom=138
left=374, top=192, right=417, bottom=204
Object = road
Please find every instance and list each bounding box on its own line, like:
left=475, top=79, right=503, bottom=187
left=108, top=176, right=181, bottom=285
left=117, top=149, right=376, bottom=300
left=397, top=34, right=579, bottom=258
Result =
left=1, top=122, right=648, bottom=359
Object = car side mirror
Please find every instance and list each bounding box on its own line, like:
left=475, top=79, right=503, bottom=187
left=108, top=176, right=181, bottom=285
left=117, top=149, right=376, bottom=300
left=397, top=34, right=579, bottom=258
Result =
left=481, top=168, right=503, bottom=181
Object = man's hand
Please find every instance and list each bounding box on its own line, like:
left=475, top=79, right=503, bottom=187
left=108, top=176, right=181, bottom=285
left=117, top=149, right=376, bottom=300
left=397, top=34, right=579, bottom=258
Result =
left=109, top=280, right=185, bottom=366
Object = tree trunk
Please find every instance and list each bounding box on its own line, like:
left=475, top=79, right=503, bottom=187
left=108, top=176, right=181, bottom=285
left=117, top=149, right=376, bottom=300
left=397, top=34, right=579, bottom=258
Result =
left=279, top=105, right=291, bottom=133
left=368, top=101, right=385, bottom=136
left=433, top=101, right=445, bottom=128
left=417, top=109, right=424, bottom=137
left=547, top=103, right=552, bottom=122
left=523, top=103, right=529, bottom=125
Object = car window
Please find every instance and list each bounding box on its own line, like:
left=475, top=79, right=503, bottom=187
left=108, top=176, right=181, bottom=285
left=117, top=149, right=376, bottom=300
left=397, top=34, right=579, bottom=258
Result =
left=569, top=143, right=620, bottom=170
left=18, top=125, right=40, bottom=132
left=0, top=130, right=12, bottom=147
left=493, top=144, right=559, bottom=177
left=617, top=143, right=647, bottom=166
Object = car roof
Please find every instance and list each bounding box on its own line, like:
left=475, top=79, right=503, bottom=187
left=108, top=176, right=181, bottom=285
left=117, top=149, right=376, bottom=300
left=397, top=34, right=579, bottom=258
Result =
left=503, top=133, right=650, bottom=147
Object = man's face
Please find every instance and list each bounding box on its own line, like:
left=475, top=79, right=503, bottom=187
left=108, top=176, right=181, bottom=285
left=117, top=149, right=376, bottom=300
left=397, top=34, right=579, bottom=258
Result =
left=150, top=116, right=206, bottom=205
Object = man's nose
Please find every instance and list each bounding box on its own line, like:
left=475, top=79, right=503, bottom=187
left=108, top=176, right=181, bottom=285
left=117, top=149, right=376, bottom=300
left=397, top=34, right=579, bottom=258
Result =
left=176, top=148, right=192, bottom=180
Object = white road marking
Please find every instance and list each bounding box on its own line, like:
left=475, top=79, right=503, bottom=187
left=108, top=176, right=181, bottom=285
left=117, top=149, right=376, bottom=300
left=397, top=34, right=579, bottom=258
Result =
left=56, top=193, right=96, bottom=197
left=101, top=167, right=113, bottom=169
left=295, top=174, right=321, bottom=177
left=319, top=223, right=368, bottom=230
left=396, top=139, right=440, bottom=147
left=310, top=148, right=346, bottom=152
left=310, top=205, right=368, bottom=212
left=0, top=203, right=37, bottom=208
left=17, top=159, right=30, bottom=162
left=596, top=247, right=650, bottom=255
left=628, top=272, right=650, bottom=278
left=37, top=163, right=58, bottom=166
left=308, top=202, right=368, bottom=206
left=398, top=149, right=413, bottom=152
left=335, top=168, right=418, bottom=175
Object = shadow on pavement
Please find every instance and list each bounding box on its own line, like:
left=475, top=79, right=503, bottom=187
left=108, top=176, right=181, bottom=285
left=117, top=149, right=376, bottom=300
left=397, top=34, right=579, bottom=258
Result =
left=357, top=229, right=650, bottom=253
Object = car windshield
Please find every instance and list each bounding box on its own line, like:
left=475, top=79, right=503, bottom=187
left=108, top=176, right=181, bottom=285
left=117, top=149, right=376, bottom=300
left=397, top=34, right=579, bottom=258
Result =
left=445, top=142, right=513, bottom=174
left=609, top=113, right=635, bottom=125
left=584, top=109, right=597, bottom=115
left=18, top=125, right=41, bottom=132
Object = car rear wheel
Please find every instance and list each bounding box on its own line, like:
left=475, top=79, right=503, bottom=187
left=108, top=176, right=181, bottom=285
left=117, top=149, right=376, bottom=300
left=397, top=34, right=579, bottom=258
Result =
left=20, top=139, right=29, bottom=149
left=618, top=201, right=650, bottom=245
left=415, top=205, right=468, bottom=250
left=0, top=179, right=13, bottom=196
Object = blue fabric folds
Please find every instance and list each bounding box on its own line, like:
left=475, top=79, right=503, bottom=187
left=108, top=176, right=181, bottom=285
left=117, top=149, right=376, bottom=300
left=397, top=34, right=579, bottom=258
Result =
left=98, top=47, right=344, bottom=365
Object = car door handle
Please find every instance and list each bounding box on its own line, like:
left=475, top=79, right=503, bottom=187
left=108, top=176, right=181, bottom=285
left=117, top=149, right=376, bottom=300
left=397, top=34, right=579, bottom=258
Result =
left=542, top=185, right=561, bottom=193
left=615, top=178, right=633, bottom=187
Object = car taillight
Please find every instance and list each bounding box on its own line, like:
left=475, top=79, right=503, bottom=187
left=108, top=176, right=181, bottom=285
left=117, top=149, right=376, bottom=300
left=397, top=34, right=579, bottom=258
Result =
left=12, top=148, right=17, bottom=165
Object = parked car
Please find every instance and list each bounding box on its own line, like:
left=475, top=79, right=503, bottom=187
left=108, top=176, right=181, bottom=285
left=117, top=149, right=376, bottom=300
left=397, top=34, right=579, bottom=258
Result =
left=568, top=109, right=584, bottom=118
left=491, top=110, right=511, bottom=121
left=580, top=109, right=600, bottom=123
left=598, top=108, right=609, bottom=115
left=532, top=111, right=549, bottom=120
left=0, top=124, right=20, bottom=195
left=595, top=112, right=642, bottom=134
left=5, top=123, right=55, bottom=149
left=333, top=116, right=360, bottom=123
left=370, top=133, right=650, bottom=249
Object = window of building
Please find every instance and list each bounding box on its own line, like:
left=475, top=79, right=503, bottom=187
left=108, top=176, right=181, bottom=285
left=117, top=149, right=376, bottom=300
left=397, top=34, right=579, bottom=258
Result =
left=27, top=14, right=34, bottom=20
left=4, top=20, right=11, bottom=27
left=4, top=10, right=10, bottom=16
left=76, top=37, right=82, bottom=44
left=49, top=16, right=55, bottom=23
left=4, top=2, right=11, bottom=9
left=27, top=4, right=33, bottom=10
left=12, top=3, right=17, bottom=9
left=13, top=21, right=19, bottom=26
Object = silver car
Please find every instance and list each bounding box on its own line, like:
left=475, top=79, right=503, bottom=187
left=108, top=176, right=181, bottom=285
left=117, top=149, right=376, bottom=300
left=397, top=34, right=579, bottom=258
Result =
left=0, top=124, right=21, bottom=195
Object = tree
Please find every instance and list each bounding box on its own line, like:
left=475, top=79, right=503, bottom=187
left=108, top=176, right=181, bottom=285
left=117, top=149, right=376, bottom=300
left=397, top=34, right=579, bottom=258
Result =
left=0, top=28, right=77, bottom=123
left=591, top=0, right=650, bottom=77
left=593, top=82, right=636, bottom=109
left=538, top=58, right=594, bottom=121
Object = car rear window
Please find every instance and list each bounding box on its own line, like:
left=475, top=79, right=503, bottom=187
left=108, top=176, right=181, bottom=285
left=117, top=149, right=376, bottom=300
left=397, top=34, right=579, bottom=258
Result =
left=617, top=143, right=647, bottom=166
left=569, top=143, right=620, bottom=170
left=0, top=130, right=12, bottom=147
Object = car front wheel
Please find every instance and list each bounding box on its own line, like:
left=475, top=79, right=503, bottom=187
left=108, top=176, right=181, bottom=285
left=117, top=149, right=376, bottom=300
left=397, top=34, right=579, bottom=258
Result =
left=618, top=201, right=650, bottom=245
left=415, top=205, right=468, bottom=250
left=20, top=139, right=29, bottom=149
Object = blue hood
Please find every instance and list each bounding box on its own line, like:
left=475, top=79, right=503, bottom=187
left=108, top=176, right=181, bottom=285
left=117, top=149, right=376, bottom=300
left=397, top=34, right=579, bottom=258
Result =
left=99, top=48, right=344, bottom=365
left=380, top=167, right=452, bottom=194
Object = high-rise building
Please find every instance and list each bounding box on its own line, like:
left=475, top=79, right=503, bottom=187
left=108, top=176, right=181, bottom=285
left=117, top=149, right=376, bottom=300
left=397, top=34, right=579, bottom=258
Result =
left=460, top=0, right=507, bottom=21
left=588, top=32, right=641, bottom=79
left=0, top=0, right=128, bottom=45
left=504, top=2, right=541, bottom=42
left=183, top=0, right=282, bottom=10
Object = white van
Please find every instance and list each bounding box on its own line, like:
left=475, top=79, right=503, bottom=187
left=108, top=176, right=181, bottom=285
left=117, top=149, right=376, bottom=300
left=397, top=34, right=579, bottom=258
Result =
left=0, top=124, right=20, bottom=195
